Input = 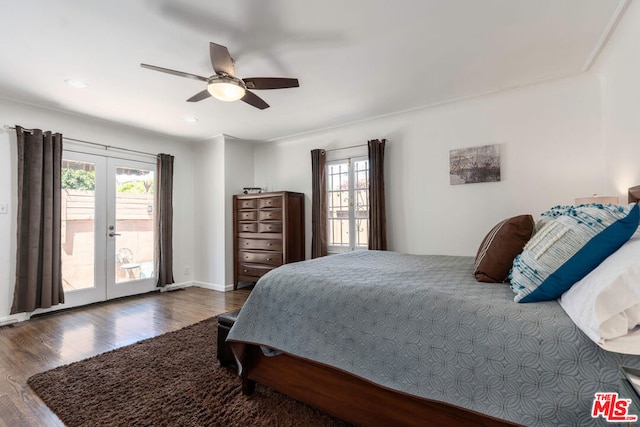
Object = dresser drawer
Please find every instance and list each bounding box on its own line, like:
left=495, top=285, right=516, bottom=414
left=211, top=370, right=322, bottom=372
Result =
left=258, top=222, right=282, bottom=233
left=238, top=238, right=283, bottom=251
left=238, top=251, right=282, bottom=266
left=258, top=210, right=282, bottom=221
left=238, top=263, right=275, bottom=279
left=238, top=223, right=258, bottom=233
left=238, top=211, right=257, bottom=221
left=237, top=199, right=257, bottom=209
left=259, top=197, right=282, bottom=209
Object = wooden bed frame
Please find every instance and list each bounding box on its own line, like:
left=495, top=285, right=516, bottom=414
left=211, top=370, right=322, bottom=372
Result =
left=233, top=343, right=520, bottom=427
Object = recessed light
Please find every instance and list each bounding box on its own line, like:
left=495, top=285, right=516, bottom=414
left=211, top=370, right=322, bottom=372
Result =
left=65, top=79, right=88, bottom=89
left=184, top=116, right=198, bottom=123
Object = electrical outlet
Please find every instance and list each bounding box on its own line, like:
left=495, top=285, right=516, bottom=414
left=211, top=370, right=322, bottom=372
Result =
left=0, top=203, right=7, bottom=214
left=184, top=266, right=190, bottom=276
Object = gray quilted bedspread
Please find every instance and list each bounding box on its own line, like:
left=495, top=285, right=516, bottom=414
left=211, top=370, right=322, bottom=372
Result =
left=227, top=251, right=640, bottom=426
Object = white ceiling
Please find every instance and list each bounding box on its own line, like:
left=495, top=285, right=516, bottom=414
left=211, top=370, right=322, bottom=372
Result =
left=0, top=0, right=628, bottom=142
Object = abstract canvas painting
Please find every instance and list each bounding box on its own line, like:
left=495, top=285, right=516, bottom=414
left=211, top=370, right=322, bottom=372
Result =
left=449, top=144, right=501, bottom=185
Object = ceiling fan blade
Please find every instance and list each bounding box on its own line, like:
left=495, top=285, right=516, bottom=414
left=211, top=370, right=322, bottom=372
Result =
left=243, top=77, right=299, bottom=90
left=241, top=90, right=270, bottom=110
left=209, top=42, right=235, bottom=76
left=140, top=63, right=208, bottom=82
left=186, top=89, right=211, bottom=102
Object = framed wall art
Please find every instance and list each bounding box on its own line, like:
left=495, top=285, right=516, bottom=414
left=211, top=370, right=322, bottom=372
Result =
left=449, top=144, right=501, bottom=185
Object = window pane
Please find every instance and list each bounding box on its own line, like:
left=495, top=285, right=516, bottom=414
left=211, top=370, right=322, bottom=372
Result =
left=327, top=158, right=369, bottom=250
left=328, top=161, right=351, bottom=248
left=328, top=191, right=349, bottom=219
left=61, top=160, right=96, bottom=291
left=354, top=160, right=369, bottom=189
left=328, top=163, right=348, bottom=191
left=114, top=167, right=155, bottom=283
left=355, top=189, right=369, bottom=218
left=355, top=218, right=369, bottom=248
left=329, top=219, right=350, bottom=247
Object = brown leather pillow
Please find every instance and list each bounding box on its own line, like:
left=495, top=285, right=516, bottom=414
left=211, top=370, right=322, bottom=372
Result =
left=474, top=214, right=535, bottom=283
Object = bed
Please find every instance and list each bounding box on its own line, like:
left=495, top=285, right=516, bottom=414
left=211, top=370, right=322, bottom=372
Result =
left=228, top=199, right=640, bottom=426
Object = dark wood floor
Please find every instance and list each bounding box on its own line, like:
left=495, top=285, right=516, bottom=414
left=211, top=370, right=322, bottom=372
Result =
left=0, top=286, right=251, bottom=427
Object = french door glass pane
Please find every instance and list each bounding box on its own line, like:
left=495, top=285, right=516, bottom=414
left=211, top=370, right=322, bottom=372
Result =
left=355, top=218, right=368, bottom=248
left=354, top=159, right=369, bottom=249
left=328, top=162, right=350, bottom=248
left=114, top=166, right=155, bottom=283
left=329, top=219, right=350, bottom=248
left=327, top=158, right=369, bottom=250
left=354, top=160, right=369, bottom=189
left=328, top=163, right=348, bottom=191
left=61, top=160, right=96, bottom=291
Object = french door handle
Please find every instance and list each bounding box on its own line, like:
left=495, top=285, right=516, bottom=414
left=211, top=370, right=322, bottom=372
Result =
left=108, top=232, right=121, bottom=237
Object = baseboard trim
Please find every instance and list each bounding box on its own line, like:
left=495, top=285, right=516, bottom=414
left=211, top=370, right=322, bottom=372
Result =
left=193, top=281, right=234, bottom=292
left=0, top=313, right=29, bottom=326
left=160, top=281, right=195, bottom=292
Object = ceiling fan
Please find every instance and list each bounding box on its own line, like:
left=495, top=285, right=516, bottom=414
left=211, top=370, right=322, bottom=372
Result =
left=141, top=42, right=299, bottom=110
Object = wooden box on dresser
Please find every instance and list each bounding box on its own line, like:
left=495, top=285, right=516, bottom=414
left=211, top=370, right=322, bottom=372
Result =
left=233, top=191, right=305, bottom=290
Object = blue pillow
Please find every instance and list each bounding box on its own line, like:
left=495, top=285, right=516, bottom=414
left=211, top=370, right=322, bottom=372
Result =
left=510, top=203, right=639, bottom=303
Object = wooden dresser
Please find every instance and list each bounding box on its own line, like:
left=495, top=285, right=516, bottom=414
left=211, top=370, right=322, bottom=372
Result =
left=233, top=191, right=305, bottom=289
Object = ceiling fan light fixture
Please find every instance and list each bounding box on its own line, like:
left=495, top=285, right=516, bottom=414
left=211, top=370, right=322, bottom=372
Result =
left=141, top=42, right=297, bottom=109
left=207, top=79, right=246, bottom=102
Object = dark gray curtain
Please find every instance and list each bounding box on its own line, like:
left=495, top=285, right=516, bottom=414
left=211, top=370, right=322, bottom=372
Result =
left=368, top=139, right=387, bottom=250
left=311, top=149, right=327, bottom=258
left=11, top=126, right=64, bottom=313
left=155, top=153, right=175, bottom=287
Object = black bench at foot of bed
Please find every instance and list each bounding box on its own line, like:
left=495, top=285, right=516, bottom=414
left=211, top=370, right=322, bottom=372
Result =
left=217, top=309, right=241, bottom=367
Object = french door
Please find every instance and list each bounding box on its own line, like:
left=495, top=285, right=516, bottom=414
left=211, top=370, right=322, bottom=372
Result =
left=57, top=151, right=157, bottom=309
left=327, top=157, right=370, bottom=252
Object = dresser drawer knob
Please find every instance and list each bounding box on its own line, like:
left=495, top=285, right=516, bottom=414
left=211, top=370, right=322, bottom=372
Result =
left=244, top=269, right=248, bottom=273
left=266, top=258, right=272, bottom=261
left=267, top=243, right=272, bottom=246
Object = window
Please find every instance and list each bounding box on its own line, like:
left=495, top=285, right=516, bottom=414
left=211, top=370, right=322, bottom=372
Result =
left=327, top=157, right=369, bottom=252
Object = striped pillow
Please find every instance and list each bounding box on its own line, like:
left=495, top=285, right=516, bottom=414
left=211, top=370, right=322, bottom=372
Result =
left=474, top=215, right=535, bottom=283
left=510, top=203, right=639, bottom=303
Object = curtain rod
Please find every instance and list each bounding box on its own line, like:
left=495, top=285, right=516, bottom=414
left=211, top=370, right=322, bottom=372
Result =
left=324, top=140, right=388, bottom=153
left=324, top=143, right=367, bottom=153
left=4, top=125, right=157, bottom=158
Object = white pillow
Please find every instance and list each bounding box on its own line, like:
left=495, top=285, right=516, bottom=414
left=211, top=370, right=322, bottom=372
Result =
left=559, top=230, right=640, bottom=354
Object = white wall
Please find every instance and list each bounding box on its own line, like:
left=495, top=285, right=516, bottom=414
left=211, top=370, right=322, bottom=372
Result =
left=255, top=73, right=606, bottom=257
left=596, top=0, right=640, bottom=196
left=193, top=135, right=226, bottom=289
left=0, top=98, right=196, bottom=319
left=224, top=138, right=255, bottom=287
left=192, top=135, right=254, bottom=290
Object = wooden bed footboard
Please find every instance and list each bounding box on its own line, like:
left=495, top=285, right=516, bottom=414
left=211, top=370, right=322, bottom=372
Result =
left=235, top=344, right=520, bottom=427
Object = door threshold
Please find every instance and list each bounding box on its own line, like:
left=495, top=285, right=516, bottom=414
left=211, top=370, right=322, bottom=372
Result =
left=30, top=289, right=161, bottom=319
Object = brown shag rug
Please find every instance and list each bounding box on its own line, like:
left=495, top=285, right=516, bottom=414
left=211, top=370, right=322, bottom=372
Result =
left=28, top=317, right=350, bottom=427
